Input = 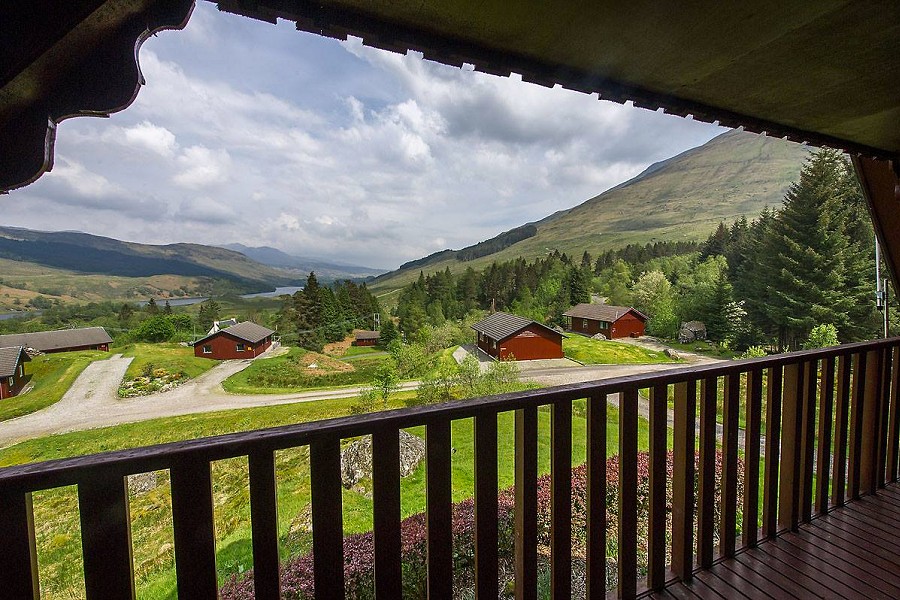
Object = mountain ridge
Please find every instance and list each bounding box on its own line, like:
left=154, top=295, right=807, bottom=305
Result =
left=371, top=129, right=811, bottom=291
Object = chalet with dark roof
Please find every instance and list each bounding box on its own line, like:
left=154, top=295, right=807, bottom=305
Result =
left=0, top=346, right=31, bottom=399
left=471, top=312, right=563, bottom=361
left=353, top=330, right=380, bottom=347
left=563, top=303, right=647, bottom=339
left=0, top=327, right=112, bottom=354
left=194, top=321, right=275, bottom=360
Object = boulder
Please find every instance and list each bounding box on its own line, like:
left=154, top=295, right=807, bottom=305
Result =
left=591, top=333, right=608, bottom=340
left=664, top=348, right=681, bottom=360
left=340, top=430, right=426, bottom=488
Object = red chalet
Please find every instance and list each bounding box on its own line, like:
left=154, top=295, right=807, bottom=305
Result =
left=0, top=327, right=112, bottom=354
left=563, top=303, right=647, bottom=339
left=0, top=346, right=30, bottom=400
left=194, top=321, right=275, bottom=360
left=353, top=331, right=380, bottom=347
left=472, top=312, right=564, bottom=361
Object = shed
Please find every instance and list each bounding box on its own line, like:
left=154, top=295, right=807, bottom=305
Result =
left=0, top=327, right=112, bottom=354
left=353, top=331, right=380, bottom=347
left=0, top=346, right=31, bottom=400
left=193, top=321, right=275, bottom=360
left=563, top=303, right=647, bottom=339
left=471, top=312, right=563, bottom=361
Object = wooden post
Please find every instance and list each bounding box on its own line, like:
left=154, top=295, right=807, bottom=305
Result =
left=586, top=393, right=607, bottom=599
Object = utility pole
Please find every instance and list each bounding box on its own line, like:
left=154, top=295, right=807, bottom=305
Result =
left=876, top=236, right=889, bottom=337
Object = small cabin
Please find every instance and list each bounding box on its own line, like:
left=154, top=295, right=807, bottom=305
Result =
left=0, top=346, right=31, bottom=399
left=194, top=321, right=275, bottom=360
left=353, top=331, right=380, bottom=347
left=563, top=303, right=647, bottom=339
left=471, top=312, right=564, bottom=361
left=0, top=327, right=112, bottom=354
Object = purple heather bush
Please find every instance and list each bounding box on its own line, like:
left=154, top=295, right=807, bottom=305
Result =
left=220, top=451, right=742, bottom=599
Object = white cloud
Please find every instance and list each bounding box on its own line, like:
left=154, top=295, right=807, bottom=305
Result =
left=5, top=2, right=728, bottom=269
left=118, top=121, right=178, bottom=157
left=173, top=146, right=232, bottom=189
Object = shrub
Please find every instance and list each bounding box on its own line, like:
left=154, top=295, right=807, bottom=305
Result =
left=220, top=451, right=742, bottom=599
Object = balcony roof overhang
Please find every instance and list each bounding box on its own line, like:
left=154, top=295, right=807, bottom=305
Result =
left=2, top=0, right=899, bottom=192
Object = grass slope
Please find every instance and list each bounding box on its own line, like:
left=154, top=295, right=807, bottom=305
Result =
left=0, top=395, right=652, bottom=599
left=371, top=130, right=810, bottom=293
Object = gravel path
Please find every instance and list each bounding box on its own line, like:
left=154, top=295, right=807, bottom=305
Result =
left=0, top=353, right=419, bottom=448
left=0, top=341, right=733, bottom=450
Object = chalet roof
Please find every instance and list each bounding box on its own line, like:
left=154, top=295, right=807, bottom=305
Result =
left=355, top=330, right=380, bottom=340
left=195, top=321, right=274, bottom=345
left=471, top=312, right=559, bottom=342
left=0, top=346, right=30, bottom=378
left=563, top=303, right=647, bottom=323
left=3, top=2, right=899, bottom=191
left=0, top=327, right=112, bottom=353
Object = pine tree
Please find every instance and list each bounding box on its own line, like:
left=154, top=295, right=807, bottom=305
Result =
left=759, top=150, right=859, bottom=349
left=145, top=297, right=159, bottom=315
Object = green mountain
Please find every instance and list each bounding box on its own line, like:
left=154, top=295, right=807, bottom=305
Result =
left=0, top=226, right=299, bottom=294
left=371, top=130, right=810, bottom=292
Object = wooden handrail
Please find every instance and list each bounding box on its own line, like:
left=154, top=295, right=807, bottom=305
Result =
left=1, top=337, right=899, bottom=600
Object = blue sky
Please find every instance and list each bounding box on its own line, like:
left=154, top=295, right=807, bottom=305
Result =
left=6, top=3, right=726, bottom=269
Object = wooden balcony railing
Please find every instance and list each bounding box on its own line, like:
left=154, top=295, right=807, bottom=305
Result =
left=1, top=338, right=899, bottom=599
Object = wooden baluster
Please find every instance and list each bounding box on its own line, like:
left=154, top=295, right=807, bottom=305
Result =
left=310, top=438, right=345, bottom=600
left=426, top=421, right=453, bottom=600
left=831, top=355, right=851, bottom=507
left=515, top=407, right=538, bottom=600
left=586, top=392, right=607, bottom=600
left=696, top=376, right=717, bottom=567
left=778, top=362, right=802, bottom=532
left=475, top=412, right=498, bottom=600
left=0, top=490, right=39, bottom=599
left=373, top=430, right=402, bottom=598
left=889, top=347, right=900, bottom=483
left=762, top=366, right=782, bottom=538
left=171, top=460, right=218, bottom=599
left=647, top=384, right=667, bottom=589
left=860, top=349, right=882, bottom=495
left=720, top=373, right=739, bottom=557
left=798, top=360, right=818, bottom=522
left=249, top=451, right=281, bottom=600
left=876, top=347, right=892, bottom=488
left=79, top=473, right=135, bottom=600
left=551, top=401, right=572, bottom=599
left=742, top=368, right=763, bottom=547
left=848, top=353, right=866, bottom=500
left=815, top=357, right=835, bottom=516
left=618, top=388, right=638, bottom=599
left=671, top=379, right=696, bottom=580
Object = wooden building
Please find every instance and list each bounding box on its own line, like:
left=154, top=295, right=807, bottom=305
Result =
left=472, top=312, right=563, bottom=361
left=0, top=327, right=112, bottom=354
left=563, top=303, right=647, bottom=339
left=0, top=346, right=30, bottom=400
left=353, top=331, right=380, bottom=347
left=193, top=321, right=274, bottom=360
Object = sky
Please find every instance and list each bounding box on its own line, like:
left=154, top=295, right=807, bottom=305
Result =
left=5, top=2, right=727, bottom=270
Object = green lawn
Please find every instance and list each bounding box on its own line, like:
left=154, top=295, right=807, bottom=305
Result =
left=0, top=393, right=651, bottom=600
left=341, top=344, right=386, bottom=358
left=120, top=342, right=220, bottom=380
left=563, top=334, right=676, bottom=364
left=0, top=351, right=108, bottom=422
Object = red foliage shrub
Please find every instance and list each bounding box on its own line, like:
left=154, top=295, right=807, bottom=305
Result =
left=220, top=451, right=742, bottom=599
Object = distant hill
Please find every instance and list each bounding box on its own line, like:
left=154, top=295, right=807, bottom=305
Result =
left=371, top=129, right=810, bottom=292
left=221, top=243, right=384, bottom=281
left=0, top=226, right=298, bottom=293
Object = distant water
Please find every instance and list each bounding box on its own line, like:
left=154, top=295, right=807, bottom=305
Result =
left=137, top=297, right=209, bottom=307
left=240, top=286, right=304, bottom=299
left=0, top=310, right=41, bottom=321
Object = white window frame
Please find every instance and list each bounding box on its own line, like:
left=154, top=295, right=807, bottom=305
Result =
left=236, top=343, right=246, bottom=352
left=202, top=345, right=212, bottom=354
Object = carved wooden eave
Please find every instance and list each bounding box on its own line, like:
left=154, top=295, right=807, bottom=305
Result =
left=0, top=0, right=194, bottom=192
